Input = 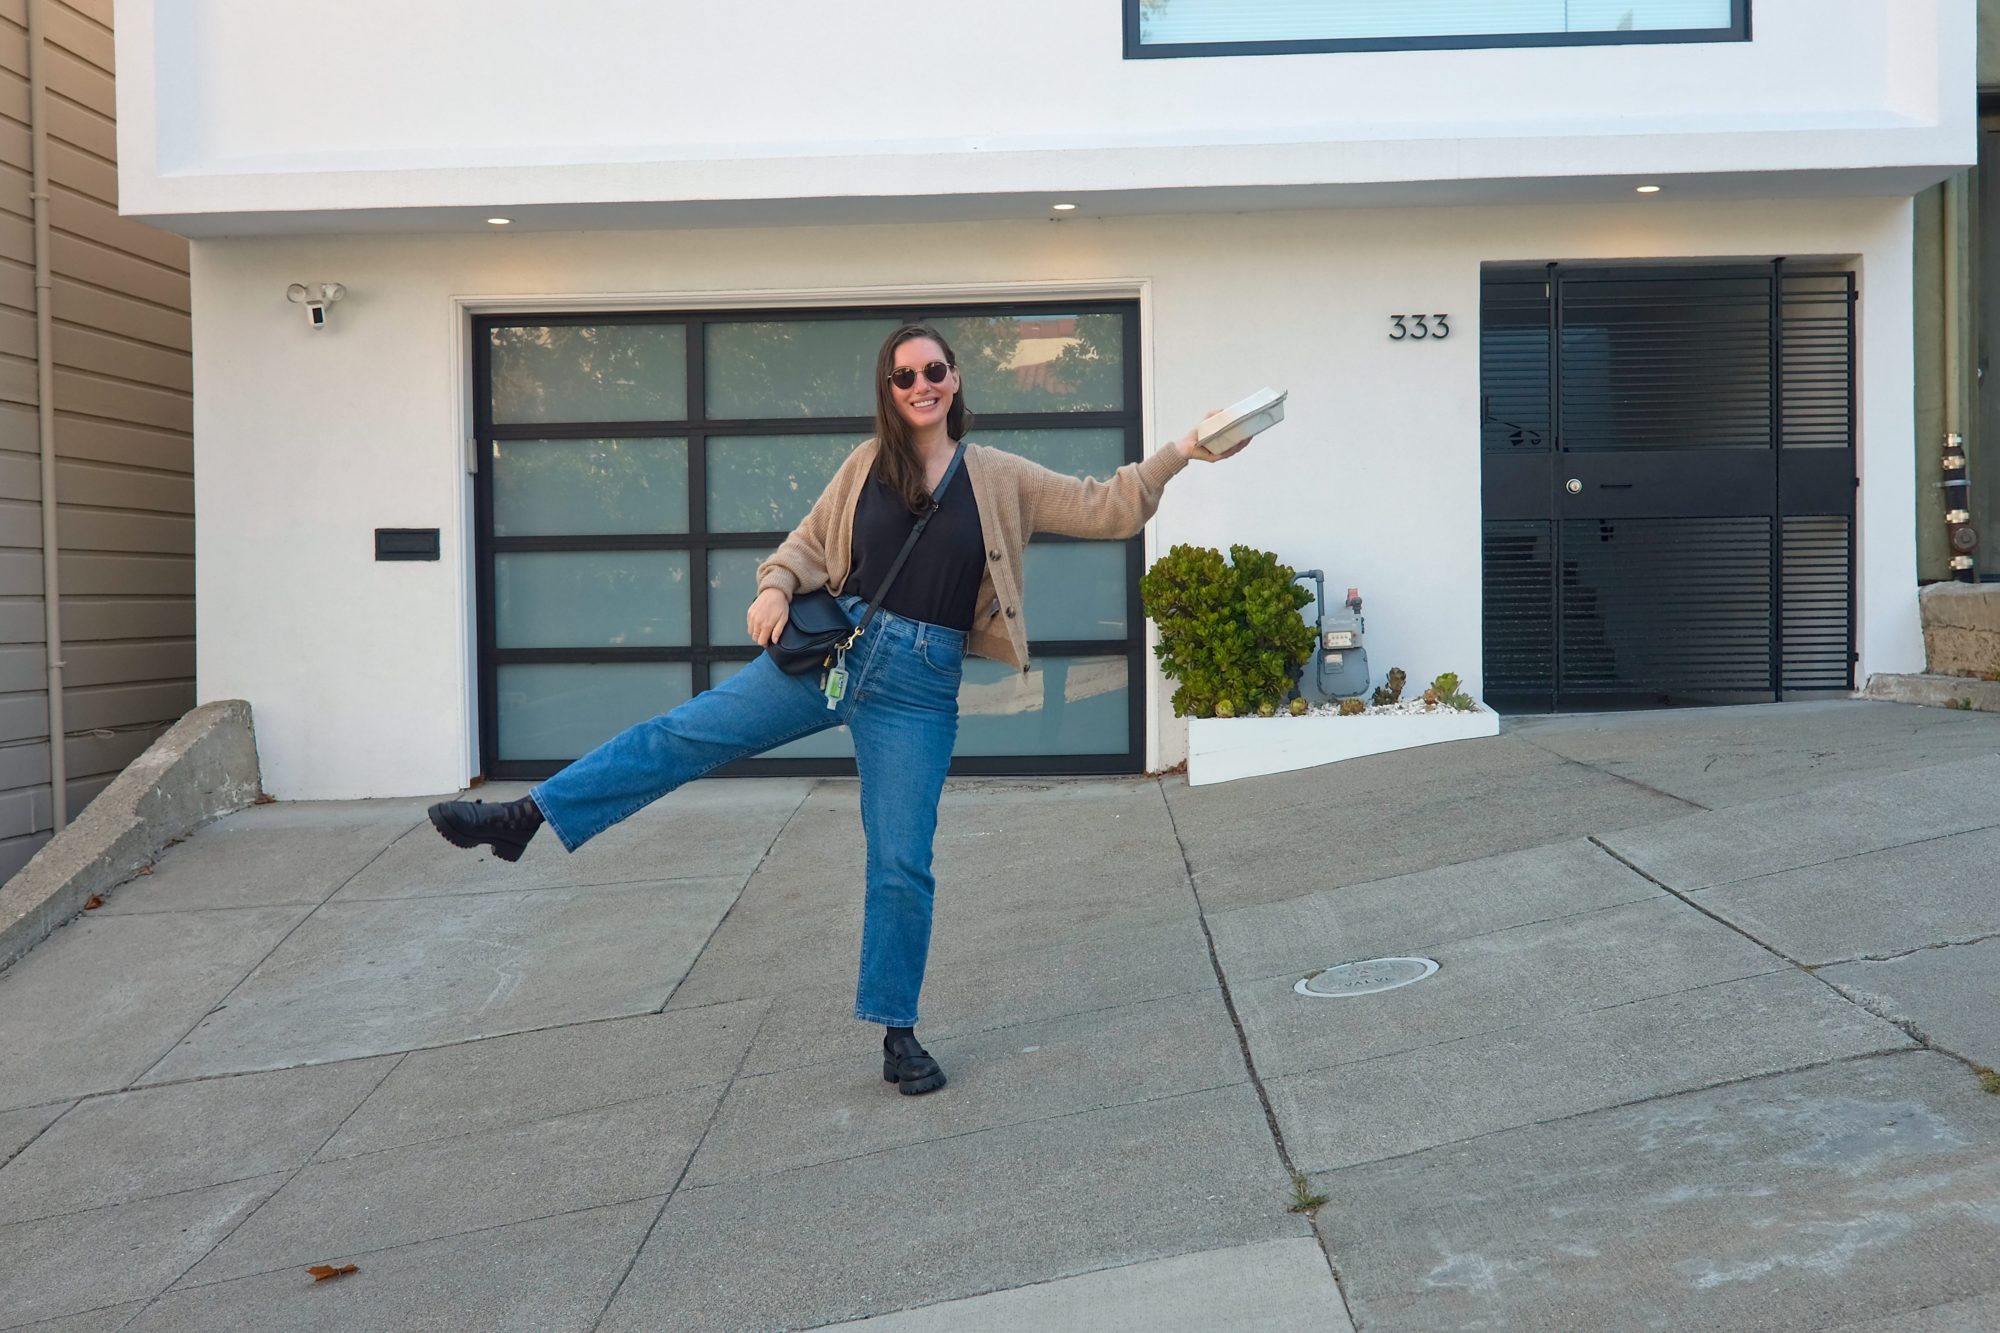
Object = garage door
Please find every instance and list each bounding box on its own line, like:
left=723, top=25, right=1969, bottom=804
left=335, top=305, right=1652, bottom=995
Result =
left=473, top=303, right=1145, bottom=778
left=1481, top=263, right=1857, bottom=709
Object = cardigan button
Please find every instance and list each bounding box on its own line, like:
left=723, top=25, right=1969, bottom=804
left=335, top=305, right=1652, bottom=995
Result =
left=1005, top=606, right=1016, bottom=618
left=988, top=549, right=1001, bottom=561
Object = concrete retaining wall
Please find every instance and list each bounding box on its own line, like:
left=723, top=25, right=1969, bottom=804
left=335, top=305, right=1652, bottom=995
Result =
left=0, top=701, right=262, bottom=973
left=1920, top=583, right=2000, bottom=679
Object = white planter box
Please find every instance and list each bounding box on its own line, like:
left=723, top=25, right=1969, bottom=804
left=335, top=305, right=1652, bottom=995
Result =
left=1185, top=707, right=1500, bottom=787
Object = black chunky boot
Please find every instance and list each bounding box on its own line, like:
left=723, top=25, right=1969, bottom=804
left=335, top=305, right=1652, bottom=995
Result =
left=427, top=794, right=545, bottom=863
left=882, top=1028, right=946, bottom=1096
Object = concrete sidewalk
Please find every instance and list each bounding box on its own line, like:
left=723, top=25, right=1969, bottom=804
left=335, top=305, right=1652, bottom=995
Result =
left=2, top=701, right=1998, bottom=1331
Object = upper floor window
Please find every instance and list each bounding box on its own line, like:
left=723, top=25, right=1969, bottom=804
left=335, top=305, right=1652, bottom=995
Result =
left=1126, top=1, right=1749, bottom=59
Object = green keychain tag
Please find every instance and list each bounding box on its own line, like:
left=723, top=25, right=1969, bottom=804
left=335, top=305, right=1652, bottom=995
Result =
left=823, top=662, right=848, bottom=709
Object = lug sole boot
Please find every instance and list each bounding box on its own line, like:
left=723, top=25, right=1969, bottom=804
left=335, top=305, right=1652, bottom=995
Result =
left=427, top=797, right=543, bottom=863
left=883, top=1033, right=947, bottom=1095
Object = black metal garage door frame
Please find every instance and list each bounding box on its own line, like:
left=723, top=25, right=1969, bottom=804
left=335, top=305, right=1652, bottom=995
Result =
left=471, top=301, right=1148, bottom=780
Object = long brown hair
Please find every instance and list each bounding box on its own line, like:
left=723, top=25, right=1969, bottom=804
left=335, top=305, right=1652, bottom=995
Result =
left=873, top=324, right=972, bottom=513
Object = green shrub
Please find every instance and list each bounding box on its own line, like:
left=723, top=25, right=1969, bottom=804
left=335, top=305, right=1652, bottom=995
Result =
left=1141, top=544, right=1314, bottom=719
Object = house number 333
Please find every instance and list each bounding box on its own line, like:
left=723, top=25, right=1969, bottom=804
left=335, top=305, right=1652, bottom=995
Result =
left=1389, top=315, right=1451, bottom=341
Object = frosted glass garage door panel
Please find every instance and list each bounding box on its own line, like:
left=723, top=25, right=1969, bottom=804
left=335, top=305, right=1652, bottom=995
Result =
left=492, top=438, right=689, bottom=536
left=495, top=552, right=691, bottom=649
left=706, top=319, right=901, bottom=419
left=710, top=660, right=855, bottom=758
left=929, top=313, right=1125, bottom=413
left=956, top=656, right=1128, bottom=756
left=1024, top=543, right=1127, bottom=640
left=707, top=434, right=859, bottom=532
left=975, top=429, right=1126, bottom=479
left=496, top=664, right=691, bottom=760
left=707, top=549, right=766, bottom=647
left=489, top=324, right=688, bottom=424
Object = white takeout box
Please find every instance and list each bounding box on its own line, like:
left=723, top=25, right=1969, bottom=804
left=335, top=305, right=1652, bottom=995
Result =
left=1192, top=387, right=1286, bottom=458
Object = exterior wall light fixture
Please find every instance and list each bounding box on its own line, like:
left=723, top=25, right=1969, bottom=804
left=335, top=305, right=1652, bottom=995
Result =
left=1050, top=202, right=1078, bottom=211
left=285, top=282, right=346, bottom=329
left=487, top=217, right=512, bottom=225
left=1635, top=185, right=1662, bottom=194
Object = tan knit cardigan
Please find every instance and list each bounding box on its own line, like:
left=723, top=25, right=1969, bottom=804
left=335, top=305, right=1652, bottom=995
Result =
left=756, top=439, right=1191, bottom=670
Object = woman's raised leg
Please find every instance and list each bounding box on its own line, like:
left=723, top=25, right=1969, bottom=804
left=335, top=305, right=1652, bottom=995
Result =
left=527, top=653, right=841, bottom=851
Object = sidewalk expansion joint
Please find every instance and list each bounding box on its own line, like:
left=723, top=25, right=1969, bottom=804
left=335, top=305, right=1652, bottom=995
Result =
left=1155, top=780, right=1362, bottom=1333
left=672, top=1077, right=1252, bottom=1195
left=136, top=1050, right=408, bottom=1312
left=1312, top=1048, right=1912, bottom=1176
left=728, top=981, right=1221, bottom=1083
left=588, top=994, right=778, bottom=1331
left=154, top=1186, right=675, bottom=1300
left=1510, top=733, right=1712, bottom=813
left=1823, top=929, right=2000, bottom=967
left=1683, top=820, right=2000, bottom=897
left=126, top=819, right=426, bottom=1090
left=653, top=780, right=819, bottom=1016
left=1591, top=835, right=2000, bottom=1092
left=0, top=1100, right=74, bottom=1176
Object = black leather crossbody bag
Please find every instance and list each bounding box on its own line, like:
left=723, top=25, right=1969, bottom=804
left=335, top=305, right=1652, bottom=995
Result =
left=765, top=442, right=966, bottom=677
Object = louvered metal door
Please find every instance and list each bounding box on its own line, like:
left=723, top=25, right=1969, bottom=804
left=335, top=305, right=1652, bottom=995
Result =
left=1481, top=265, right=1855, bottom=710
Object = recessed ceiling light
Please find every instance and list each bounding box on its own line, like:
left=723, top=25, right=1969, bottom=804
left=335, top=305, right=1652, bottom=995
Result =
left=1635, top=185, right=1662, bottom=194
left=1051, top=202, right=1078, bottom=211
left=487, top=216, right=513, bottom=225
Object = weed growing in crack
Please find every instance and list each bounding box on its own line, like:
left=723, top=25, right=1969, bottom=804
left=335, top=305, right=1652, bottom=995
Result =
left=1975, top=1066, right=2000, bottom=1096
left=1288, top=1174, right=1329, bottom=1215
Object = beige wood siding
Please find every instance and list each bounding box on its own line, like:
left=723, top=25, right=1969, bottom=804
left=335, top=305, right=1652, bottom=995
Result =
left=0, top=0, right=193, bottom=881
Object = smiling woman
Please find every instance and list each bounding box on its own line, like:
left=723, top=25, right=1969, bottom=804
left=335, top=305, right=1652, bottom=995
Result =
left=436, top=319, right=1256, bottom=1099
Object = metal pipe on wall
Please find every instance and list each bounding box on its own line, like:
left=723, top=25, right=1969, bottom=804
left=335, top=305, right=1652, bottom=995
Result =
left=1944, top=172, right=1981, bottom=582
left=26, top=0, right=68, bottom=831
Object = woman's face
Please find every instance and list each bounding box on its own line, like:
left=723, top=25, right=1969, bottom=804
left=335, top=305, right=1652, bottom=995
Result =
left=888, top=337, right=959, bottom=434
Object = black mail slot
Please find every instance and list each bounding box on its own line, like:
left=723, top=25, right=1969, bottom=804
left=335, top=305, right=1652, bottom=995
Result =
left=375, top=528, right=441, bottom=561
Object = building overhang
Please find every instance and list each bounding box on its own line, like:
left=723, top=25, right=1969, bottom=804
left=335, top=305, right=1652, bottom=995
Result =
left=132, top=161, right=1966, bottom=240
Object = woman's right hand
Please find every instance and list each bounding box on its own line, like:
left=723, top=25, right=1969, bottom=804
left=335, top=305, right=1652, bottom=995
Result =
left=746, top=587, right=791, bottom=646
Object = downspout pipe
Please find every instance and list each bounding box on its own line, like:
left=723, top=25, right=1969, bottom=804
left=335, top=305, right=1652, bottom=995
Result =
left=26, top=0, right=68, bottom=830
left=1943, top=172, right=1979, bottom=582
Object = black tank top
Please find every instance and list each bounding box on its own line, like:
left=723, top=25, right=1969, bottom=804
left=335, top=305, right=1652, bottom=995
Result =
left=846, top=456, right=985, bottom=631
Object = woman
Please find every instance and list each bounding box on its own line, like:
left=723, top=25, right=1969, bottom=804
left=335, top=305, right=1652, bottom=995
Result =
left=430, top=324, right=1250, bottom=1095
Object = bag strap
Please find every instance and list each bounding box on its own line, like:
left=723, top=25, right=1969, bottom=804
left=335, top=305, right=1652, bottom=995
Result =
left=840, top=441, right=966, bottom=651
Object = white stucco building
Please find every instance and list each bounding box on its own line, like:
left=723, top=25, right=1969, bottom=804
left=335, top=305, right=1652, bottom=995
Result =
left=115, top=0, right=1974, bottom=799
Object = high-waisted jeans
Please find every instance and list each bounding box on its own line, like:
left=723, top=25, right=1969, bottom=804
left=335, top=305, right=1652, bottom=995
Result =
left=530, top=597, right=963, bottom=1028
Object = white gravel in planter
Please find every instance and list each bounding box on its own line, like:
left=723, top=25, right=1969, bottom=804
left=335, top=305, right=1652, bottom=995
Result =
left=1297, top=699, right=1491, bottom=718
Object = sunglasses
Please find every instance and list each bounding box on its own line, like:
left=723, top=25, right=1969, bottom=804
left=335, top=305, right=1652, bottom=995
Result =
left=886, top=361, right=954, bottom=391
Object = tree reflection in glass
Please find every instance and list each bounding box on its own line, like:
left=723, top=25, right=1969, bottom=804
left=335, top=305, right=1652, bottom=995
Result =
left=490, top=325, right=688, bottom=424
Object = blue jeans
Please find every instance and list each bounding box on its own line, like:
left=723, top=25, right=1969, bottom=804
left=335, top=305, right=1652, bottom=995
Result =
left=530, top=598, right=963, bottom=1028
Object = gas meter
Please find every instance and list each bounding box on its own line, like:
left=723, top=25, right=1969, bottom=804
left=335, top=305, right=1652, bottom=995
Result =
left=1296, top=570, right=1370, bottom=704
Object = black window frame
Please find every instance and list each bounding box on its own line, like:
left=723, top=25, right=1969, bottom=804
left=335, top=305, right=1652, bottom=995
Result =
left=472, top=300, right=1148, bottom=782
left=1123, top=0, right=1749, bottom=60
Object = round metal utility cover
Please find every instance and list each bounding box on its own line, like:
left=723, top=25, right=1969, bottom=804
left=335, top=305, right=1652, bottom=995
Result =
left=1295, top=957, right=1439, bottom=998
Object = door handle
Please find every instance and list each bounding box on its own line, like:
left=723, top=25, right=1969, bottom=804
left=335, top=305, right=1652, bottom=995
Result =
left=1598, top=483, right=1634, bottom=490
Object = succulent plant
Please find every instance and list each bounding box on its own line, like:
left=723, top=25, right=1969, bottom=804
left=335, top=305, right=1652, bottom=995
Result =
left=1214, top=698, right=1235, bottom=718
left=1428, top=671, right=1474, bottom=711
left=1257, top=700, right=1277, bottom=717
left=1289, top=697, right=1310, bottom=716
left=1380, top=667, right=1408, bottom=705
left=1338, top=697, right=1367, bottom=717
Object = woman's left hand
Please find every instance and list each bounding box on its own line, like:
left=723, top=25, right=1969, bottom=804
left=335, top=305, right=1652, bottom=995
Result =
left=1174, top=409, right=1254, bottom=462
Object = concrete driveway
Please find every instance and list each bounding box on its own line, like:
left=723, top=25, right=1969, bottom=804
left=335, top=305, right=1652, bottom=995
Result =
left=2, top=701, right=1998, bottom=1331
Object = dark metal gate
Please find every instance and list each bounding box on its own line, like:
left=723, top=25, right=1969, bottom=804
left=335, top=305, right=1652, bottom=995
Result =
left=1481, top=263, right=1856, bottom=710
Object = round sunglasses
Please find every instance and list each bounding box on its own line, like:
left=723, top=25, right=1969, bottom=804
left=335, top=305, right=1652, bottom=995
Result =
left=886, top=360, right=954, bottom=390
